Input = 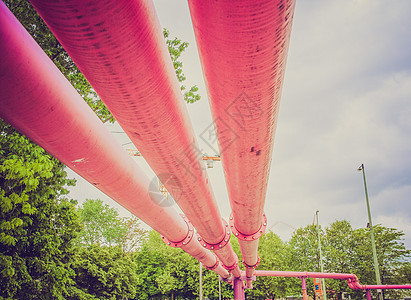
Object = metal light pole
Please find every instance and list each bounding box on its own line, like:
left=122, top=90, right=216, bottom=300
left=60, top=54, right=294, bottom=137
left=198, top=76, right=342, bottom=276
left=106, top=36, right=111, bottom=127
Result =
left=199, top=262, right=203, bottom=300
left=316, top=210, right=327, bottom=300
left=358, top=163, right=383, bottom=300
left=219, top=276, right=222, bottom=300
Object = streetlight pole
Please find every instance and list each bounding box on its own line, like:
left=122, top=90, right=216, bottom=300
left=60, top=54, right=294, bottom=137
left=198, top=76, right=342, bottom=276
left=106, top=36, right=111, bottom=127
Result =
left=358, top=163, right=383, bottom=300
left=199, top=262, right=203, bottom=300
left=316, top=210, right=327, bottom=300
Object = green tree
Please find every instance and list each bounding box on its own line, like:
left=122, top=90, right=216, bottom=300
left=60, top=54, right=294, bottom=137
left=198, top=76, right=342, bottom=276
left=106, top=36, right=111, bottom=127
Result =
left=286, top=224, right=321, bottom=298
left=120, top=215, right=148, bottom=253
left=288, top=224, right=320, bottom=273
left=351, top=225, right=411, bottom=299
left=133, top=231, right=170, bottom=299
left=77, top=199, right=147, bottom=251
left=246, top=231, right=297, bottom=300
left=133, top=230, right=226, bottom=300
left=322, top=220, right=358, bottom=300
left=0, top=120, right=81, bottom=299
left=78, top=199, right=127, bottom=247
left=163, top=29, right=201, bottom=104
left=69, top=245, right=139, bottom=300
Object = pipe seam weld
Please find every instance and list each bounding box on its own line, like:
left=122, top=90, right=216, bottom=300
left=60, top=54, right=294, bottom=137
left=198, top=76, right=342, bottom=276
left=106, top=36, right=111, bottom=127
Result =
left=197, top=218, right=231, bottom=250
left=161, top=215, right=194, bottom=248
left=243, top=254, right=260, bottom=269
left=229, top=213, right=267, bottom=241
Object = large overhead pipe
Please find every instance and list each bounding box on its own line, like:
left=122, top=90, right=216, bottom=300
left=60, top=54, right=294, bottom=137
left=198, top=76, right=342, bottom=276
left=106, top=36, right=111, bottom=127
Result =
left=188, top=0, right=296, bottom=278
left=28, top=0, right=241, bottom=275
left=0, top=2, right=228, bottom=278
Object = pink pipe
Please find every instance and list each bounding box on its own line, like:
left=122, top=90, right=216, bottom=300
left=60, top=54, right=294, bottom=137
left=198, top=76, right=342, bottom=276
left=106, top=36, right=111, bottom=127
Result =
left=233, top=278, right=245, bottom=300
left=188, top=0, right=296, bottom=275
left=254, top=271, right=411, bottom=290
left=0, top=2, right=228, bottom=278
left=302, top=278, right=308, bottom=300
left=28, top=0, right=241, bottom=276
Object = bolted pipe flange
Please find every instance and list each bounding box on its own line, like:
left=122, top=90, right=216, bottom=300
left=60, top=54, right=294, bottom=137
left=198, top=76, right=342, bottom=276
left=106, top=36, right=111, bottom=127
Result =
left=197, top=218, right=231, bottom=250
left=204, top=253, right=220, bottom=271
left=161, top=214, right=194, bottom=248
left=242, top=254, right=260, bottom=269
left=222, top=255, right=239, bottom=271
left=229, top=212, right=267, bottom=241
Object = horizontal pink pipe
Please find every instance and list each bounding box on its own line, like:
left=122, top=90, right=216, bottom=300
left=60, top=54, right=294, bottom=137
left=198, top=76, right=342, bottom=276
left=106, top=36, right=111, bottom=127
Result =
left=0, top=2, right=228, bottom=278
left=188, top=0, right=296, bottom=274
left=255, top=270, right=354, bottom=280
left=28, top=0, right=240, bottom=275
left=348, top=281, right=411, bottom=291
left=254, top=271, right=411, bottom=290
left=362, top=285, right=411, bottom=290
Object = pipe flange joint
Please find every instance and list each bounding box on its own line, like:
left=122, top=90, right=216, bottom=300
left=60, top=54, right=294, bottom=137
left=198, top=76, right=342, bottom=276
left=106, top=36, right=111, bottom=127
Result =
left=242, top=254, right=260, bottom=269
left=229, top=212, right=267, bottom=241
left=161, top=214, right=194, bottom=248
left=196, top=218, right=231, bottom=250
left=204, top=253, right=220, bottom=271
left=222, top=256, right=239, bottom=271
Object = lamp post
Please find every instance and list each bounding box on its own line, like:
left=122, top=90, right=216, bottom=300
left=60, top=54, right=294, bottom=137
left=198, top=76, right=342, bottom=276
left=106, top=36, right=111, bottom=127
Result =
left=316, top=210, right=327, bottom=300
left=199, top=262, right=203, bottom=300
left=358, top=163, right=383, bottom=300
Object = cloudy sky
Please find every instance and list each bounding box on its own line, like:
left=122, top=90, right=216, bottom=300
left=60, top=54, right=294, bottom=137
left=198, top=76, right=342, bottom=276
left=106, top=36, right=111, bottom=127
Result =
left=69, top=0, right=411, bottom=248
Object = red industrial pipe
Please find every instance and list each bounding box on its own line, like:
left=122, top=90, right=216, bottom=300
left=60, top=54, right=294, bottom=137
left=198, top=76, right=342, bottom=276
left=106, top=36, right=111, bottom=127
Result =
left=28, top=0, right=241, bottom=275
left=188, top=0, right=296, bottom=277
left=0, top=2, right=229, bottom=277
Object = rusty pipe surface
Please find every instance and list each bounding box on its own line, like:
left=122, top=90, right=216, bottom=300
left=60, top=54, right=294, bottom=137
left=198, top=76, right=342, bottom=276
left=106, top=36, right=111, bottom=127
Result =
left=0, top=2, right=228, bottom=277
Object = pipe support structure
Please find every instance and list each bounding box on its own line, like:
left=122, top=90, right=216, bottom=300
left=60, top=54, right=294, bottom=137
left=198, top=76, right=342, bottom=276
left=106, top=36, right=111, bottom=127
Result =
left=301, top=277, right=308, bottom=300
left=227, top=270, right=411, bottom=299
left=188, top=0, right=296, bottom=270
left=253, top=271, right=411, bottom=290
left=28, top=0, right=241, bottom=275
left=0, top=1, right=229, bottom=278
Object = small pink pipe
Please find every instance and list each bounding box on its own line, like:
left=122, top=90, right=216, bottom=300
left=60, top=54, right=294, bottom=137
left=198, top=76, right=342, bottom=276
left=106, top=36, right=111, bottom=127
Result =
left=255, top=270, right=353, bottom=280
left=188, top=0, right=296, bottom=270
left=302, top=278, right=308, bottom=300
left=28, top=0, right=241, bottom=275
left=349, top=282, right=411, bottom=290
left=366, top=290, right=371, bottom=300
left=233, top=277, right=245, bottom=300
left=0, top=2, right=228, bottom=278
left=254, top=271, right=411, bottom=290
